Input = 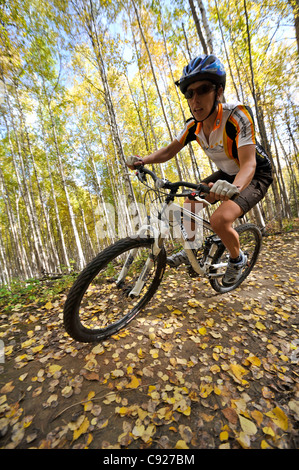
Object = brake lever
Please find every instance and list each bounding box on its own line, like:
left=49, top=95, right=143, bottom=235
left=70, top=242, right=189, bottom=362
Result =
left=136, top=167, right=147, bottom=183
left=187, top=191, right=211, bottom=205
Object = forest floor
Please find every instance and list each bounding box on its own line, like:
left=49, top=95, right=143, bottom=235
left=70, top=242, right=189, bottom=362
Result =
left=0, top=226, right=298, bottom=451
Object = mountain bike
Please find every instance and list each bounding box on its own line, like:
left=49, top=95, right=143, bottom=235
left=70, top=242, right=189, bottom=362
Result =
left=63, top=166, right=262, bottom=343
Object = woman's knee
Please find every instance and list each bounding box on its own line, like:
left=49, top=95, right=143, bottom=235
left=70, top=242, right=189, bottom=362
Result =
left=210, top=207, right=237, bottom=231
left=210, top=212, right=226, bottom=231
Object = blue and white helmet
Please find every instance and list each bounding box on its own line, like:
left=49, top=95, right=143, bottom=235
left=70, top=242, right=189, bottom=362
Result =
left=175, top=54, right=226, bottom=95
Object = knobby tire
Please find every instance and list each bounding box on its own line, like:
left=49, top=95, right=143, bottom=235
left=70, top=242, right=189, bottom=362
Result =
left=209, top=223, right=262, bottom=293
left=63, top=237, right=166, bottom=343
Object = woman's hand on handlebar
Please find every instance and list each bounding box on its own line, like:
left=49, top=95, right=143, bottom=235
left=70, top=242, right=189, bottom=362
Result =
left=126, top=156, right=145, bottom=170
left=208, top=180, right=240, bottom=201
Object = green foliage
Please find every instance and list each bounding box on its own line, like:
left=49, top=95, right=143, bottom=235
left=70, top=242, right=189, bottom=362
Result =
left=0, top=273, right=77, bottom=312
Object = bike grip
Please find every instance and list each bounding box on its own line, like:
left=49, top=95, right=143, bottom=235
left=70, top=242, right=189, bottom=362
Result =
left=199, top=184, right=239, bottom=200
left=198, top=184, right=210, bottom=194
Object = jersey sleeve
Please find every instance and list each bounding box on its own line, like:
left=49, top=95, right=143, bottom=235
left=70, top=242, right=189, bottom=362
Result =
left=175, top=118, right=197, bottom=146
left=228, top=105, right=256, bottom=148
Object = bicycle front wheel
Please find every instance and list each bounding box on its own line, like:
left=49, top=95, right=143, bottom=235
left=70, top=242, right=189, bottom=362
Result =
left=209, top=223, right=262, bottom=293
left=63, top=237, right=166, bottom=343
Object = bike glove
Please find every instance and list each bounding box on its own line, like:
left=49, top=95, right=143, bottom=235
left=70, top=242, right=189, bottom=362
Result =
left=210, top=180, right=240, bottom=199
left=126, top=156, right=144, bottom=167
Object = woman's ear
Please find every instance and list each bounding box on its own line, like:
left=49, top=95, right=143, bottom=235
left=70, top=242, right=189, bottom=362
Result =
left=217, top=86, right=225, bottom=103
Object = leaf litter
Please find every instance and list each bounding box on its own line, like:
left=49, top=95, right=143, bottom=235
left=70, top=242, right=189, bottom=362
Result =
left=0, top=231, right=298, bottom=449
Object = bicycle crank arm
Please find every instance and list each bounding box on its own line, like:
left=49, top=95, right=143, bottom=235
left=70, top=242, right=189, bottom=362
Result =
left=207, top=262, right=227, bottom=279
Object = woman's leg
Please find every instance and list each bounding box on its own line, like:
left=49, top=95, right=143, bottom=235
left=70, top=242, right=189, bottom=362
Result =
left=209, top=200, right=243, bottom=258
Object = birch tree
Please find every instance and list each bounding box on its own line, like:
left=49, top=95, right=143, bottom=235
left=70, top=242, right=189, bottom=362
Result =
left=188, top=0, right=208, bottom=54
left=196, top=0, right=214, bottom=53
left=71, top=0, right=137, bottom=206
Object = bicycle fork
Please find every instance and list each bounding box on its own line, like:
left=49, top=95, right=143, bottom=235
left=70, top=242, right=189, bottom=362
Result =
left=116, top=219, right=168, bottom=298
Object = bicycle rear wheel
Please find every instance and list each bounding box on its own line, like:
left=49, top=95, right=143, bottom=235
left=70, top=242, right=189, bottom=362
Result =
left=209, top=223, right=262, bottom=293
left=63, top=237, right=166, bottom=343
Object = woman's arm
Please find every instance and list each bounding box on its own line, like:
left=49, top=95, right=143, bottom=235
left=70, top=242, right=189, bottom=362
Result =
left=143, top=139, right=184, bottom=165
left=127, top=140, right=184, bottom=169
left=233, top=144, right=256, bottom=191
left=209, top=144, right=256, bottom=202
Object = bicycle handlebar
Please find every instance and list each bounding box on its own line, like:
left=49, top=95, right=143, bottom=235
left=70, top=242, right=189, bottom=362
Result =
left=135, top=165, right=211, bottom=195
left=135, top=165, right=240, bottom=201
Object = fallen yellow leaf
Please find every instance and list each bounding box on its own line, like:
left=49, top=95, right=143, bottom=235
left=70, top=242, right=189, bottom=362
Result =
left=188, top=299, right=203, bottom=308
left=220, top=431, right=229, bottom=441
left=210, top=364, right=220, bottom=374
left=87, top=391, right=95, bottom=400
left=116, top=406, right=128, bottom=416
left=23, top=415, right=33, bottom=429
left=236, top=431, right=251, bottom=449
left=251, top=409, right=263, bottom=425
left=172, top=309, right=182, bottom=315
left=265, top=407, right=288, bottom=431
left=85, top=433, right=93, bottom=447
left=246, top=355, right=261, bottom=367
left=175, top=440, right=189, bottom=449
left=138, top=348, right=144, bottom=359
left=263, top=426, right=275, bottom=437
left=255, top=321, right=266, bottom=331
left=229, top=364, right=249, bottom=384
left=48, top=364, right=62, bottom=375
left=132, top=424, right=145, bottom=438
left=91, top=344, right=104, bottom=355
left=239, top=415, right=257, bottom=436
left=1, top=381, right=14, bottom=393
left=21, top=338, right=35, bottom=348
left=31, top=345, right=44, bottom=354
left=97, top=418, right=108, bottom=429
left=198, top=327, right=207, bottom=336
left=199, top=384, right=213, bottom=398
left=261, top=439, right=272, bottom=449
left=253, top=307, right=266, bottom=316
left=61, top=386, right=73, bottom=398
left=267, top=344, right=278, bottom=355
left=126, top=375, right=141, bottom=389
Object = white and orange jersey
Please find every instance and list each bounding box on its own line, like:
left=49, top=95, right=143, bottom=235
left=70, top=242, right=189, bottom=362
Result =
left=176, top=102, right=271, bottom=175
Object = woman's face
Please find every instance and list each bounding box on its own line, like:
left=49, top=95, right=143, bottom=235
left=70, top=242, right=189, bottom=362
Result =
left=186, top=80, right=219, bottom=122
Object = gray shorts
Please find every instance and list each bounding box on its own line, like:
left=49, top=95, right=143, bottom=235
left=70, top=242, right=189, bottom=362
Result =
left=201, top=169, right=273, bottom=215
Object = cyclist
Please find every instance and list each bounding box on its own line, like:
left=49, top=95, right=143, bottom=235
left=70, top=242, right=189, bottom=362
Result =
left=127, top=54, right=273, bottom=286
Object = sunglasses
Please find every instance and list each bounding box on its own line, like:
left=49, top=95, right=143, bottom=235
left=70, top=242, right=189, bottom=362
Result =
left=184, top=83, right=216, bottom=99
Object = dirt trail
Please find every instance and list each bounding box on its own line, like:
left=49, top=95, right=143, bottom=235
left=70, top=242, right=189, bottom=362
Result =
left=0, top=231, right=298, bottom=449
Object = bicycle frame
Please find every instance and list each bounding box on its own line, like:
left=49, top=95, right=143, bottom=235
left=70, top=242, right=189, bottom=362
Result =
left=117, top=196, right=227, bottom=298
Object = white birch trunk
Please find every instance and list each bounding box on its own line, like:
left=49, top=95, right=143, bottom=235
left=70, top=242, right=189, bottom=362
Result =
left=45, top=93, right=86, bottom=270
left=0, top=167, right=31, bottom=280
left=196, top=0, right=214, bottom=53
left=40, top=113, right=71, bottom=271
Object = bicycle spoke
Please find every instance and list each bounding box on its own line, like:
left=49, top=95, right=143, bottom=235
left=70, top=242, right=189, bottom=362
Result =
left=209, top=224, right=262, bottom=293
left=64, top=238, right=166, bottom=342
